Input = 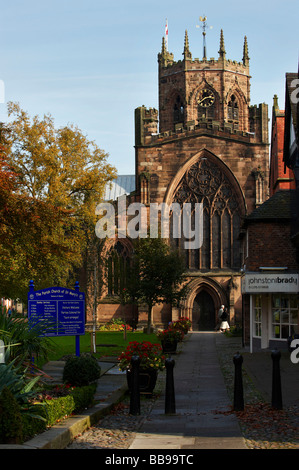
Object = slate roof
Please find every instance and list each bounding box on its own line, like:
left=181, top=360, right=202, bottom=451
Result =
left=103, top=175, right=135, bottom=201
left=245, top=190, right=296, bottom=223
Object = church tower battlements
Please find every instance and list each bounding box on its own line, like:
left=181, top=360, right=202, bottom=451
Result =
left=135, top=30, right=268, bottom=147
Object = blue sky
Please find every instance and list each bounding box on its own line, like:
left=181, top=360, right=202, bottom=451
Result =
left=0, top=0, right=298, bottom=175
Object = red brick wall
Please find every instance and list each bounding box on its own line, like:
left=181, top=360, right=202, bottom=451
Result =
left=246, top=221, right=299, bottom=271
left=270, top=112, right=295, bottom=196
left=95, top=303, right=138, bottom=326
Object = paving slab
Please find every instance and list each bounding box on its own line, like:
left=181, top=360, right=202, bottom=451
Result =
left=129, top=332, right=247, bottom=450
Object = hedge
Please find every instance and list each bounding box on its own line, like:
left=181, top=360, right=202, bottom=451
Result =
left=1, top=384, right=96, bottom=444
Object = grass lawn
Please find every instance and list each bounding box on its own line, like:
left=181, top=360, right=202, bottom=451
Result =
left=42, top=330, right=160, bottom=366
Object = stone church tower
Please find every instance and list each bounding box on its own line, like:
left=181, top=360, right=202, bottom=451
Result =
left=133, top=28, right=269, bottom=330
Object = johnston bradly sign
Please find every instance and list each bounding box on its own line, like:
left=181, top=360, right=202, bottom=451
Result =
left=242, top=273, right=299, bottom=294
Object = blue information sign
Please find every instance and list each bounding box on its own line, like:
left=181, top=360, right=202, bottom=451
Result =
left=28, top=281, right=85, bottom=338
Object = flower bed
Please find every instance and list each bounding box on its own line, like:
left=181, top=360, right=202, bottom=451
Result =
left=99, top=319, right=133, bottom=332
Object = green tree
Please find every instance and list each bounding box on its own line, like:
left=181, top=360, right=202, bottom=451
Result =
left=0, top=103, right=116, bottom=300
left=127, top=237, right=187, bottom=334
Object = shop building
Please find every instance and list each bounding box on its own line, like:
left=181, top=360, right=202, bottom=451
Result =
left=241, top=95, right=298, bottom=351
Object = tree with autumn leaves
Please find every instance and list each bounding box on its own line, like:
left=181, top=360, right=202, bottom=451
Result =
left=0, top=102, right=116, bottom=301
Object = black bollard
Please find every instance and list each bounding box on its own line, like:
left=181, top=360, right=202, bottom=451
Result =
left=129, top=355, right=141, bottom=415
left=165, top=356, right=176, bottom=415
left=233, top=352, right=244, bottom=411
left=271, top=349, right=283, bottom=410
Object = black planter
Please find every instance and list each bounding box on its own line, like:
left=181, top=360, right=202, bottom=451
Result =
left=126, top=369, right=158, bottom=395
left=161, top=340, right=178, bottom=354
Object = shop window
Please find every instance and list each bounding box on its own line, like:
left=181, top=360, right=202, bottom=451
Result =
left=253, top=295, right=262, bottom=337
left=271, top=294, right=299, bottom=339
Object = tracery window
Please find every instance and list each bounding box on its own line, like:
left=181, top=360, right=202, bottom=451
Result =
left=107, top=241, right=131, bottom=296
left=198, top=103, right=215, bottom=121
left=171, top=158, right=242, bottom=271
left=228, top=95, right=239, bottom=128
left=173, top=96, right=184, bottom=127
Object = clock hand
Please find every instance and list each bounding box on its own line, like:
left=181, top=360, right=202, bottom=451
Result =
left=198, top=95, right=213, bottom=105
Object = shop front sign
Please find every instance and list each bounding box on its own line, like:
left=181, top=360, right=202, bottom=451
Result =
left=242, top=273, right=299, bottom=294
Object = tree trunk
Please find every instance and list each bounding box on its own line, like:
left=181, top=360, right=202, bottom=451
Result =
left=146, top=304, right=153, bottom=334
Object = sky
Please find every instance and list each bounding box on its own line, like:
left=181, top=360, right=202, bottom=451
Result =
left=0, top=0, right=298, bottom=175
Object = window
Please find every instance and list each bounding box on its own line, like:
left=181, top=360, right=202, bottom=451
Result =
left=253, top=295, right=262, bottom=337
left=173, top=96, right=184, bottom=126
left=271, top=294, right=298, bottom=339
left=255, top=172, right=264, bottom=205
left=172, top=157, right=242, bottom=271
left=107, top=241, right=131, bottom=296
left=228, top=95, right=239, bottom=128
left=198, top=104, right=215, bottom=120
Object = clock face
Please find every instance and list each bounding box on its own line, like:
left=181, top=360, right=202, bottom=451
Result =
left=198, top=89, right=215, bottom=107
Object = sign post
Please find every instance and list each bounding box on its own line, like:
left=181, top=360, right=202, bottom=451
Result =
left=28, top=281, right=85, bottom=357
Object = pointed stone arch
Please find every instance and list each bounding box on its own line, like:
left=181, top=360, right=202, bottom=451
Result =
left=164, top=148, right=246, bottom=270
left=164, top=89, right=186, bottom=130
left=188, top=81, right=220, bottom=123
left=180, top=276, right=228, bottom=329
left=164, top=148, right=246, bottom=214
left=225, top=83, right=248, bottom=131
left=100, top=237, right=134, bottom=296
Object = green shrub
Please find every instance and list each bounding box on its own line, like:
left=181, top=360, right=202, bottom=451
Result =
left=0, top=386, right=23, bottom=444
left=41, top=396, right=75, bottom=427
left=63, top=355, right=101, bottom=387
left=21, top=384, right=97, bottom=441
left=0, top=361, right=40, bottom=404
left=70, top=383, right=96, bottom=412
left=0, top=310, right=53, bottom=365
left=224, top=324, right=242, bottom=337
left=22, top=410, right=47, bottom=441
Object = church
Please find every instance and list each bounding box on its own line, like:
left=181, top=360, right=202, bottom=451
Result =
left=88, top=25, right=273, bottom=340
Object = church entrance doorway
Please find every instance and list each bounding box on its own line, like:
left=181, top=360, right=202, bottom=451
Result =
left=192, top=291, right=215, bottom=331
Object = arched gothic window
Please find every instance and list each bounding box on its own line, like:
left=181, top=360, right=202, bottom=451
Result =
left=171, top=158, right=243, bottom=271
left=228, top=95, right=239, bottom=128
left=253, top=168, right=265, bottom=206
left=197, top=88, right=216, bottom=121
left=107, top=241, right=131, bottom=295
left=173, top=96, right=184, bottom=127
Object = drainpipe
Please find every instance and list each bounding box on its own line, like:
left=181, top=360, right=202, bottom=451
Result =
left=250, top=295, right=253, bottom=353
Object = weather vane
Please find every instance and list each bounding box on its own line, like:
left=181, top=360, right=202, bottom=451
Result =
left=196, top=16, right=213, bottom=59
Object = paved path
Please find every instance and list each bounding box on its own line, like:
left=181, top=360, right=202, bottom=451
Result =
left=129, top=332, right=247, bottom=449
